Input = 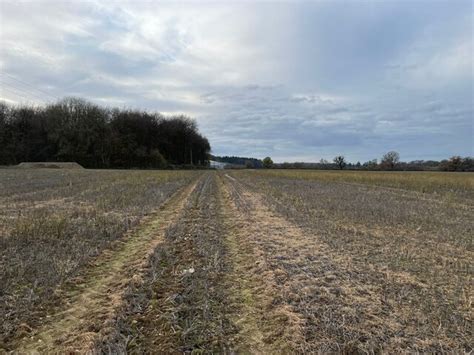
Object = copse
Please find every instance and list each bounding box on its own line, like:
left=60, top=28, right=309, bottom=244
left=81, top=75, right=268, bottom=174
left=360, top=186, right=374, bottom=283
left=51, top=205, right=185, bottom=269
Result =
left=262, top=157, right=274, bottom=169
left=0, top=97, right=210, bottom=168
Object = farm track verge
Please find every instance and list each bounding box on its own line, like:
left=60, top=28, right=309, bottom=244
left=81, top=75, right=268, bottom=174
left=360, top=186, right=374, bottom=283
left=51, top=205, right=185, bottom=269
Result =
left=7, top=177, right=200, bottom=353
left=219, top=174, right=306, bottom=352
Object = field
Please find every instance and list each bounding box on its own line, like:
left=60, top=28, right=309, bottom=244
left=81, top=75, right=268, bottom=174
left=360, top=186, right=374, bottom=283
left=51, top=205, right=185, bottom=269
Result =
left=1, top=169, right=472, bottom=352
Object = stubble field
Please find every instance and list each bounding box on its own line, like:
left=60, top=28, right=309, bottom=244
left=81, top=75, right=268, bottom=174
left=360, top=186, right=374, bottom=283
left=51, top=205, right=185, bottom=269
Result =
left=0, top=168, right=472, bottom=353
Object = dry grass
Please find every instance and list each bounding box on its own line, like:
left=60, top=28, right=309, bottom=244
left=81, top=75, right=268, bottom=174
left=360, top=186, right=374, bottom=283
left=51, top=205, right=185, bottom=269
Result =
left=17, top=162, right=84, bottom=169
left=227, top=170, right=473, bottom=352
left=252, top=169, right=474, bottom=199
left=102, top=173, right=238, bottom=353
left=0, top=169, right=200, bottom=349
left=102, top=173, right=306, bottom=353
left=2, top=169, right=472, bottom=353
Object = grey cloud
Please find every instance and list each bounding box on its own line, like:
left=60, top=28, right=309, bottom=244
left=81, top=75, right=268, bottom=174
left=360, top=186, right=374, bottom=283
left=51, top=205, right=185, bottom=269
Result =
left=0, top=0, right=472, bottom=161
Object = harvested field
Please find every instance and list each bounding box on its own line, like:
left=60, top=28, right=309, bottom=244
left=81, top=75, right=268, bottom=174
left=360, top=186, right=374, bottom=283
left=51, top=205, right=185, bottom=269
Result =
left=225, top=170, right=473, bottom=352
left=254, top=169, right=474, bottom=198
left=0, top=169, right=201, bottom=350
left=1, top=169, right=472, bottom=352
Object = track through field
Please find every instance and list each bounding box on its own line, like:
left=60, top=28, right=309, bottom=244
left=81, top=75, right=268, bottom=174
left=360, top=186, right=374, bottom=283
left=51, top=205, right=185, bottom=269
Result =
left=119, top=172, right=308, bottom=353
left=10, top=177, right=200, bottom=353
left=5, top=171, right=472, bottom=353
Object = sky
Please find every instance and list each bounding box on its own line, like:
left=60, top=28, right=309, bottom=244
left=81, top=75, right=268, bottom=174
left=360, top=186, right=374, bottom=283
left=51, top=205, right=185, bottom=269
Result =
left=0, top=0, right=472, bottom=162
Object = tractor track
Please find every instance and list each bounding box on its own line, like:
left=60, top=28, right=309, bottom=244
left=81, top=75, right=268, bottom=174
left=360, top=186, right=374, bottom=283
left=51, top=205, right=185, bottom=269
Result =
left=8, top=176, right=201, bottom=353
left=7, top=171, right=470, bottom=353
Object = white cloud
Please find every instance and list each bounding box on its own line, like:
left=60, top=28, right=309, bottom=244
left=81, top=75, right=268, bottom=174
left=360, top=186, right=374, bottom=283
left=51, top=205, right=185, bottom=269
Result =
left=0, top=0, right=472, bottom=161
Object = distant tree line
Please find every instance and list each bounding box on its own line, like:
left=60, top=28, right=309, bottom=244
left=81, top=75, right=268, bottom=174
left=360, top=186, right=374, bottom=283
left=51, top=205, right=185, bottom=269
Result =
left=274, top=152, right=474, bottom=172
left=438, top=156, right=474, bottom=172
left=210, top=152, right=473, bottom=171
left=0, top=97, right=210, bottom=168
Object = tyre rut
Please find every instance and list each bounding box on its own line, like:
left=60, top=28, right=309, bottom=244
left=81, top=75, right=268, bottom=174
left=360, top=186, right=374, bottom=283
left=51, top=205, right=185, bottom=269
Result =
left=120, top=173, right=297, bottom=353
left=11, top=176, right=201, bottom=353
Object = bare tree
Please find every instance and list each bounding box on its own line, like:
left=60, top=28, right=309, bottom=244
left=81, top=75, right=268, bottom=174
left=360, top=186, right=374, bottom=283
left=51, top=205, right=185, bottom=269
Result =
left=333, top=155, right=346, bottom=170
left=381, top=151, right=400, bottom=170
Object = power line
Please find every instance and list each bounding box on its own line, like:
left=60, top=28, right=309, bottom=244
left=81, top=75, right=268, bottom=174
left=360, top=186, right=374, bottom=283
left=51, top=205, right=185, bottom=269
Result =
left=0, top=81, right=56, bottom=102
left=0, top=79, right=52, bottom=103
left=0, top=78, right=57, bottom=102
left=0, top=72, right=58, bottom=100
left=0, top=73, right=58, bottom=101
left=0, top=79, right=50, bottom=102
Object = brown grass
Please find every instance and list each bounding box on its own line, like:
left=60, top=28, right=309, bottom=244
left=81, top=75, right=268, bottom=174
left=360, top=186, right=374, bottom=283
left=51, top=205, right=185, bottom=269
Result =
left=106, top=174, right=238, bottom=353
left=17, top=162, right=84, bottom=169
left=0, top=169, right=200, bottom=349
left=11, top=178, right=198, bottom=353
left=251, top=169, right=474, bottom=199
left=2, top=169, right=472, bottom=353
left=226, top=170, right=473, bottom=352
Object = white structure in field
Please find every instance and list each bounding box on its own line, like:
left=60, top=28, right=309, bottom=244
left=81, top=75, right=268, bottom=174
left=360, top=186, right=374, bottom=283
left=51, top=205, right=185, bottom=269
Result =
left=209, top=160, right=228, bottom=169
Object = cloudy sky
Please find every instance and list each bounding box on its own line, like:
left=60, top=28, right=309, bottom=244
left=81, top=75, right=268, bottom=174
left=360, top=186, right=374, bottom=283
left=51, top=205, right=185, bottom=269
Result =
left=0, top=0, right=472, bottom=162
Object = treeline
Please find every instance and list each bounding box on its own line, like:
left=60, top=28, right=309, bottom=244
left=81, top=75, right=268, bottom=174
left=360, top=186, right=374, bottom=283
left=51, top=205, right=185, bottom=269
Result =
left=275, top=155, right=474, bottom=172
left=211, top=152, right=474, bottom=171
left=0, top=97, right=210, bottom=168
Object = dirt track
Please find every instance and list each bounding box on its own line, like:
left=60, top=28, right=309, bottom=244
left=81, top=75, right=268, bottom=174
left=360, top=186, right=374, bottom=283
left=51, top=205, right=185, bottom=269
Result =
left=9, top=173, right=310, bottom=353
left=5, top=171, right=473, bottom=353
left=10, top=179, right=199, bottom=353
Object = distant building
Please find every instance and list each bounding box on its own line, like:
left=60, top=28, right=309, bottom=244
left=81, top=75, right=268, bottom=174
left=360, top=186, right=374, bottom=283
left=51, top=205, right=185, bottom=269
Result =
left=209, top=160, right=228, bottom=169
